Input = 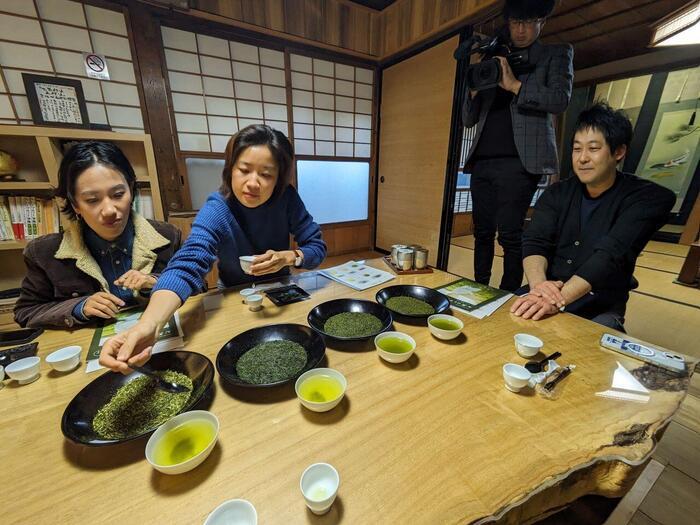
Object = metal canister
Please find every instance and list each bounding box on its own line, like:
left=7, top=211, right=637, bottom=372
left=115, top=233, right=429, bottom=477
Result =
left=391, top=244, right=406, bottom=266
left=397, top=248, right=414, bottom=271
left=414, top=248, right=429, bottom=269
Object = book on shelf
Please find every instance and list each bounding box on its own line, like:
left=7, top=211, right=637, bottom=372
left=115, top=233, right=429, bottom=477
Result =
left=0, top=196, right=14, bottom=241
left=0, top=196, right=61, bottom=241
left=134, top=188, right=154, bottom=220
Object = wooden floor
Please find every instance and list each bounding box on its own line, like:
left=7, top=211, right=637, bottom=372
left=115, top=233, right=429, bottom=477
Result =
left=448, top=236, right=700, bottom=525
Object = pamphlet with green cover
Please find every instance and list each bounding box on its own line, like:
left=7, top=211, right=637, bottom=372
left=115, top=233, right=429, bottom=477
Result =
left=436, top=277, right=509, bottom=312
left=85, top=308, right=183, bottom=372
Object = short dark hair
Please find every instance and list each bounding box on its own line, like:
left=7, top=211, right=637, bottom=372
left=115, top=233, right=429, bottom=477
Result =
left=504, top=0, right=556, bottom=20
left=219, top=124, right=294, bottom=200
left=573, top=102, right=634, bottom=153
left=55, top=141, right=136, bottom=221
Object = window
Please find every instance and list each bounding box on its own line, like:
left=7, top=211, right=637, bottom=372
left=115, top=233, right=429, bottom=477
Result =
left=290, top=54, right=373, bottom=158
left=185, top=157, right=224, bottom=209
left=161, top=27, right=289, bottom=153
left=296, top=160, right=369, bottom=224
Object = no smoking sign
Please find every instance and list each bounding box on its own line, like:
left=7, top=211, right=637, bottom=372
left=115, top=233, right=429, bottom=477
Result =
left=83, top=53, right=110, bottom=80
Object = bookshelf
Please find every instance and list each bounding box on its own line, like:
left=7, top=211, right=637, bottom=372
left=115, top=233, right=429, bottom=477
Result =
left=0, top=126, right=167, bottom=327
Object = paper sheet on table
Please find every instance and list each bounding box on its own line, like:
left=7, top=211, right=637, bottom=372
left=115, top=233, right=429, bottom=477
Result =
left=595, top=361, right=650, bottom=403
left=319, top=261, right=394, bottom=291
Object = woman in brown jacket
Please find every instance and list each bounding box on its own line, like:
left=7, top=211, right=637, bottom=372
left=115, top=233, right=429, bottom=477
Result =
left=14, top=141, right=180, bottom=329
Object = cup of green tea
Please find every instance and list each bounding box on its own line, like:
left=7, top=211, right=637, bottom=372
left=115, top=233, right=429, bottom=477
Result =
left=374, top=331, right=416, bottom=363
left=427, top=314, right=463, bottom=340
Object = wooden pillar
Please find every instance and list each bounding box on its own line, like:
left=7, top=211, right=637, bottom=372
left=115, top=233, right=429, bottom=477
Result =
left=125, top=1, right=186, bottom=215
left=680, top=196, right=700, bottom=245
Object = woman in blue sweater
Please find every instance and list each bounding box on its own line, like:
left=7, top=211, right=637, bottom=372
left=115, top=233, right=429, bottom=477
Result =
left=100, top=124, right=326, bottom=372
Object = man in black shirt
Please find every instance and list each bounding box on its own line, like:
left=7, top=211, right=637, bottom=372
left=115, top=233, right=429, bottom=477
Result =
left=462, top=0, right=573, bottom=292
left=511, top=103, right=675, bottom=329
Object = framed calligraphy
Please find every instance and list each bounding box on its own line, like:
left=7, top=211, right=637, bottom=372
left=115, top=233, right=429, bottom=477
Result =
left=21, top=73, right=90, bottom=129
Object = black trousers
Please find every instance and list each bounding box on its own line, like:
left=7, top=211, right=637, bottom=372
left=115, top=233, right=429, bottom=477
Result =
left=470, top=157, right=540, bottom=292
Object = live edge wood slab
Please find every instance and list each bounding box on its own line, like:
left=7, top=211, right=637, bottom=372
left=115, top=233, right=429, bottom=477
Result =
left=0, top=260, right=693, bottom=524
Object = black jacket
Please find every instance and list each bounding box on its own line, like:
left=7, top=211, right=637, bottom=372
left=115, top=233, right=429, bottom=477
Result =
left=14, top=215, right=181, bottom=329
left=522, top=172, right=675, bottom=304
left=462, top=40, right=574, bottom=175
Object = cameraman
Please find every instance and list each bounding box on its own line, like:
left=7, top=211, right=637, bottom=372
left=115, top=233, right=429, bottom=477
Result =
left=461, top=0, right=573, bottom=292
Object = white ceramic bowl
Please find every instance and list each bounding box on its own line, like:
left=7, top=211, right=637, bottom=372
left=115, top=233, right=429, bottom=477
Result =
left=5, top=356, right=40, bottom=385
left=239, top=255, right=256, bottom=275
left=204, top=499, right=257, bottom=525
left=295, top=368, right=347, bottom=413
left=239, top=288, right=256, bottom=302
left=300, top=463, right=340, bottom=515
left=245, top=294, right=263, bottom=311
left=145, top=410, right=219, bottom=475
left=502, top=363, right=532, bottom=393
left=427, top=314, right=464, bottom=340
left=514, top=333, right=543, bottom=358
left=374, top=331, right=416, bottom=363
left=46, top=345, right=81, bottom=372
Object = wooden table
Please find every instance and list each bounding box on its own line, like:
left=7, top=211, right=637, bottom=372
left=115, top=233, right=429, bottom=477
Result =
left=0, top=261, right=694, bottom=524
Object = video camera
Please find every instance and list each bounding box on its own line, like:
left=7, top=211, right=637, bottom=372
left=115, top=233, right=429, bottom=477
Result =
left=454, top=29, right=533, bottom=91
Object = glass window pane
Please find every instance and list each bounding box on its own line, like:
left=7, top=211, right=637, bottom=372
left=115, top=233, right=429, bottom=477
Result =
left=185, top=158, right=224, bottom=209
left=297, top=160, right=369, bottom=224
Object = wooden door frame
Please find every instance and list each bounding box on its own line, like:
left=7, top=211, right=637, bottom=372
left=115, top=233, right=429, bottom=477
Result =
left=373, top=26, right=471, bottom=269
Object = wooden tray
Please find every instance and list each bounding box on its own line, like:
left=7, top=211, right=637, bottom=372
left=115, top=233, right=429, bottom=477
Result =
left=382, top=256, right=434, bottom=275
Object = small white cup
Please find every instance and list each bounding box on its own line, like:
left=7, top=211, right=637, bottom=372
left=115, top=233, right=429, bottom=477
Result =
left=295, top=368, right=347, bottom=413
left=5, top=356, right=41, bottom=385
left=427, top=314, right=464, bottom=340
left=503, top=363, right=533, bottom=393
left=239, top=288, right=256, bottom=303
left=374, top=331, right=416, bottom=364
left=514, top=333, right=543, bottom=358
left=204, top=499, right=257, bottom=525
left=300, top=463, right=340, bottom=515
left=145, top=410, right=219, bottom=475
left=245, top=294, right=263, bottom=311
left=239, top=256, right=256, bottom=275
left=46, top=345, right=81, bottom=372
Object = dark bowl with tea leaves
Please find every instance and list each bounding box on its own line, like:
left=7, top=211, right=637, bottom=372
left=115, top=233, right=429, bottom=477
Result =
left=376, top=285, right=450, bottom=320
left=216, top=323, right=325, bottom=388
left=307, top=298, right=393, bottom=341
left=61, top=350, right=214, bottom=446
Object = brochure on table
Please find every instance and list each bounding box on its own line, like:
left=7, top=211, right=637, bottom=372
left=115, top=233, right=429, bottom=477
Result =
left=436, top=278, right=512, bottom=319
left=319, top=260, right=395, bottom=291
left=85, top=309, right=184, bottom=373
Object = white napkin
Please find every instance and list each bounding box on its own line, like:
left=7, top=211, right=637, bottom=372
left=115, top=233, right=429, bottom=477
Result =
left=596, top=362, right=650, bottom=403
